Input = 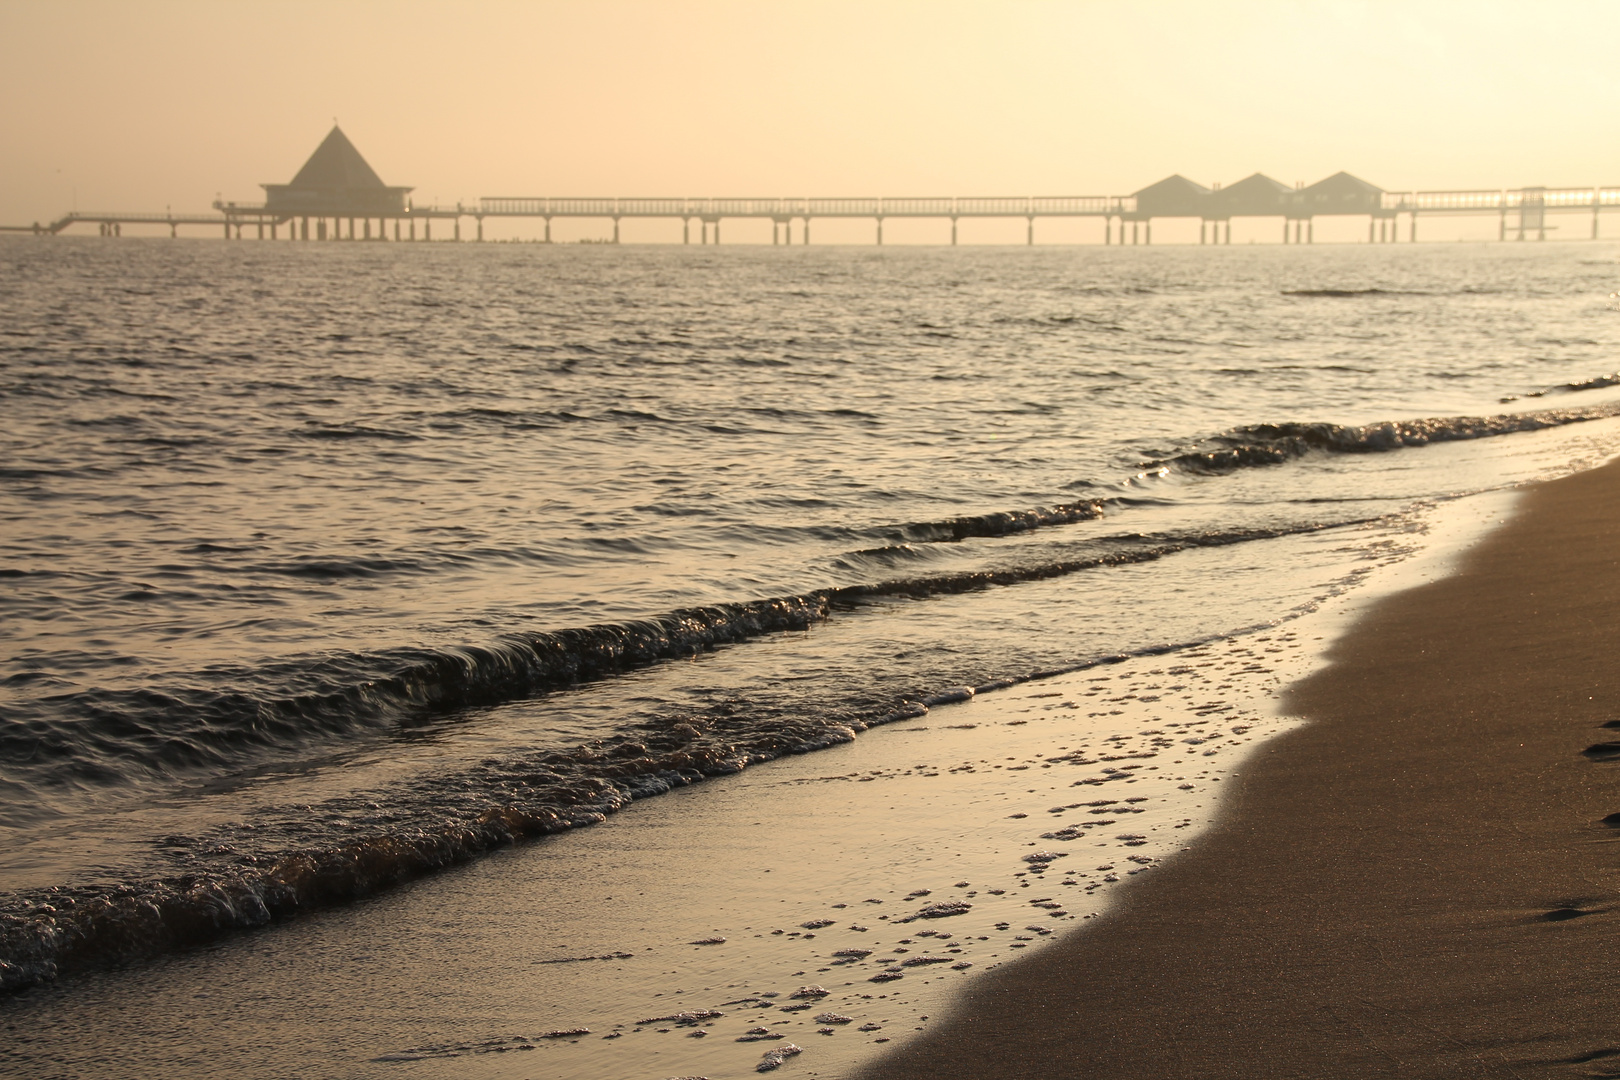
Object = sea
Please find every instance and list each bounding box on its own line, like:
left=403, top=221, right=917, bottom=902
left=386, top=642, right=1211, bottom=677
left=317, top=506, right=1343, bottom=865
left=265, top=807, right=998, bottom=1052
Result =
left=3, top=235, right=1620, bottom=1001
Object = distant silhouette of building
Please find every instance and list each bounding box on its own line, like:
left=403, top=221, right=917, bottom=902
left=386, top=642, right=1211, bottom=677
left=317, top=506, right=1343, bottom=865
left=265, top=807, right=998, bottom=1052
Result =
left=1130, top=174, right=1212, bottom=219
left=1291, top=172, right=1384, bottom=215
left=261, top=126, right=412, bottom=217
left=1213, top=173, right=1293, bottom=217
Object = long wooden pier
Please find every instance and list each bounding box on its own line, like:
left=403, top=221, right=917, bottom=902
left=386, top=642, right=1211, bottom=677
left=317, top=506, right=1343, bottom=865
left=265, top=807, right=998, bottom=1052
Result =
left=8, top=186, right=1619, bottom=244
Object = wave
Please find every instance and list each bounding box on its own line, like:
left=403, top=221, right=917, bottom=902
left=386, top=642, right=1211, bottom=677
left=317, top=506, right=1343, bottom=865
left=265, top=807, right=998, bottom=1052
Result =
left=895, top=500, right=1102, bottom=543
left=1524, top=372, right=1620, bottom=398
left=1281, top=287, right=1505, bottom=298
left=1281, top=288, right=1431, bottom=298
left=5, top=519, right=1344, bottom=795
left=1141, top=403, right=1620, bottom=476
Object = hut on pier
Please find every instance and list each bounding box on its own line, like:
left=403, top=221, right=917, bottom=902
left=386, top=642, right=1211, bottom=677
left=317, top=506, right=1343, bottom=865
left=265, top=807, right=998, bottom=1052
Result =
left=1292, top=172, right=1384, bottom=215
left=1130, top=174, right=1212, bottom=219
left=1211, top=173, right=1293, bottom=218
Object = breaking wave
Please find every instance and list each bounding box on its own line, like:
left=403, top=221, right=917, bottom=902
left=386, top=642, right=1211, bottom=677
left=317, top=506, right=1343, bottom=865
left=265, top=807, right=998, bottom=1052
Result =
left=1141, top=403, right=1620, bottom=476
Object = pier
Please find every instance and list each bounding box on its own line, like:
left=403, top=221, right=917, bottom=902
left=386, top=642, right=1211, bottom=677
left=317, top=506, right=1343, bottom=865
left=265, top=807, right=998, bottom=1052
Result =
left=6, top=129, right=1616, bottom=244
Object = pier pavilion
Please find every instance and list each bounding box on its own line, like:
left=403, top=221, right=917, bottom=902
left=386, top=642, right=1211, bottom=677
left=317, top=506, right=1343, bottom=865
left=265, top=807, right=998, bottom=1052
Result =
left=206, top=126, right=460, bottom=241
left=257, top=126, right=412, bottom=241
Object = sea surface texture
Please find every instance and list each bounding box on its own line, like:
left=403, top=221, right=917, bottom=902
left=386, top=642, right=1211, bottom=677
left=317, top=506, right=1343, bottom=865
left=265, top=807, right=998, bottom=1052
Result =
left=2, top=238, right=1619, bottom=991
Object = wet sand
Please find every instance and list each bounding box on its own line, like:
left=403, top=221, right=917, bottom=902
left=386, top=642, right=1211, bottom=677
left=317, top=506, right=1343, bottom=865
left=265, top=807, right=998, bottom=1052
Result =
left=862, top=458, right=1620, bottom=1079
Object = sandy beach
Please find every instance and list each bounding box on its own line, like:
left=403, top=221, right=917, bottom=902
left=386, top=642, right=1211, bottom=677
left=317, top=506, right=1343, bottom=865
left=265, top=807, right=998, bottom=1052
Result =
left=862, top=457, right=1620, bottom=1078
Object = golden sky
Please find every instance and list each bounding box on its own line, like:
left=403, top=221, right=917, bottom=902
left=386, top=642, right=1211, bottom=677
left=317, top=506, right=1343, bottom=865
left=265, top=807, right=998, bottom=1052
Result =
left=3, top=0, right=1617, bottom=225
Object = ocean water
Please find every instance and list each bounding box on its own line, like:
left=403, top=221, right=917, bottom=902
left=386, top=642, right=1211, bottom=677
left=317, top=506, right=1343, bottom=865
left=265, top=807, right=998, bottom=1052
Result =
left=2, top=236, right=1619, bottom=994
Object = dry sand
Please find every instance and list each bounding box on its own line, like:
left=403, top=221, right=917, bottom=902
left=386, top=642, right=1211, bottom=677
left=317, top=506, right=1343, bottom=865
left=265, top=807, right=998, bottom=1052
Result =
left=861, top=458, right=1620, bottom=1079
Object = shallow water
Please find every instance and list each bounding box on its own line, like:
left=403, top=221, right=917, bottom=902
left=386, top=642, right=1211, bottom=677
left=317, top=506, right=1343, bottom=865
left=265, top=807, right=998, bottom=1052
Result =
left=3, top=237, right=1620, bottom=998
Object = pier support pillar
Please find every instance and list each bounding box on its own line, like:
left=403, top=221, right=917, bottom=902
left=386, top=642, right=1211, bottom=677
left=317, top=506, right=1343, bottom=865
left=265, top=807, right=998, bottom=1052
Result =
left=804, top=219, right=811, bottom=244
left=612, top=217, right=619, bottom=244
left=258, top=223, right=265, bottom=240
left=476, top=217, right=484, bottom=242
left=1499, top=206, right=1507, bottom=241
left=426, top=221, right=432, bottom=241
left=408, top=219, right=415, bottom=241
left=1594, top=193, right=1602, bottom=239
left=363, top=219, right=371, bottom=241
left=394, top=220, right=400, bottom=241
left=1104, top=217, right=1111, bottom=245
left=454, top=219, right=461, bottom=242
left=773, top=221, right=779, bottom=246
left=544, top=218, right=551, bottom=243
left=951, top=217, right=958, bottom=245
left=716, top=221, right=721, bottom=244
left=683, top=218, right=690, bottom=244
left=1409, top=214, right=1416, bottom=243
left=876, top=217, right=883, bottom=245
left=1027, top=216, right=1034, bottom=246
left=1308, top=219, right=1314, bottom=243
left=1145, top=221, right=1152, bottom=245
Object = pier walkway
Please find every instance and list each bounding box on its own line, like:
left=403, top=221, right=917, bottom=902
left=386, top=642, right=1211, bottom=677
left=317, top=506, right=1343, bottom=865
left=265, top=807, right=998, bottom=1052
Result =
left=9, top=186, right=1618, bottom=244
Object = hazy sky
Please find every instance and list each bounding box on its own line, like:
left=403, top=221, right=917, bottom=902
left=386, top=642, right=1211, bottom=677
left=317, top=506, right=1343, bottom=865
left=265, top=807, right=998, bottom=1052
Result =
left=4, top=0, right=1618, bottom=225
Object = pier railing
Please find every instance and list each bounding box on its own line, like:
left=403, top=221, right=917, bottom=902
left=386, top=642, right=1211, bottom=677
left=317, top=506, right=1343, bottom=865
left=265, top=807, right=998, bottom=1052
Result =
left=475, top=196, right=1135, bottom=218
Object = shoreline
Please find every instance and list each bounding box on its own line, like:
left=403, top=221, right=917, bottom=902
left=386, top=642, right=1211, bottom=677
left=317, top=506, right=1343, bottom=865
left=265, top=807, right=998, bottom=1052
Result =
left=0, top=627, right=1314, bottom=1079
left=861, top=457, right=1620, bottom=1078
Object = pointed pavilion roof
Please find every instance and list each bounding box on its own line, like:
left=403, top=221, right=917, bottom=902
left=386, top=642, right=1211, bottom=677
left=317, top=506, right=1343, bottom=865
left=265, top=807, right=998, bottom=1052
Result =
left=262, top=126, right=412, bottom=215
left=288, top=126, right=389, bottom=189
